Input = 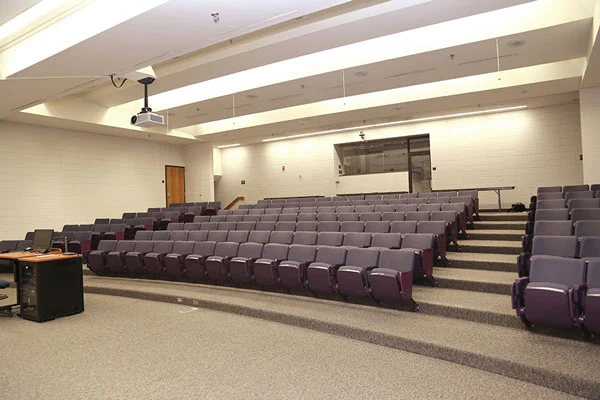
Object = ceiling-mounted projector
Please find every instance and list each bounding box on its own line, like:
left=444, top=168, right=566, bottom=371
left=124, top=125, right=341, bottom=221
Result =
left=131, top=77, right=164, bottom=127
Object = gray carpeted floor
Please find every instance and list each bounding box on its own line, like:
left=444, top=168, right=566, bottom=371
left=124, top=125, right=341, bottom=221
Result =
left=0, top=294, right=584, bottom=400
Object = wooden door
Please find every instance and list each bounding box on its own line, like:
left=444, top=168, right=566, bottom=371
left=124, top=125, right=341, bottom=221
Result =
left=165, top=166, right=185, bottom=206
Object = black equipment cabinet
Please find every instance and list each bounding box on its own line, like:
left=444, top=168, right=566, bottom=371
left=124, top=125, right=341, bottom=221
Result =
left=19, top=255, right=84, bottom=322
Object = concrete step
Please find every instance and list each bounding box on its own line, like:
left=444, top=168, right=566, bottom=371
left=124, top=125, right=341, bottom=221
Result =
left=433, top=267, right=514, bottom=295
left=83, top=277, right=600, bottom=399
left=478, top=212, right=528, bottom=221
left=473, top=221, right=525, bottom=230
left=445, top=252, right=517, bottom=273
left=459, top=239, right=522, bottom=255
left=467, top=229, right=523, bottom=241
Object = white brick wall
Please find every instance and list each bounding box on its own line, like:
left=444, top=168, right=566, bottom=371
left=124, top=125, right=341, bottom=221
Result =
left=184, top=142, right=215, bottom=204
left=216, top=104, right=584, bottom=209
left=0, top=121, right=185, bottom=239
left=580, top=87, right=600, bottom=184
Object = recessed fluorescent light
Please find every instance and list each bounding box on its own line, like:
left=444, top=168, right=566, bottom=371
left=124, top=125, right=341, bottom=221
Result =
left=217, top=143, right=240, bottom=149
left=0, top=0, right=72, bottom=43
left=262, top=105, right=527, bottom=143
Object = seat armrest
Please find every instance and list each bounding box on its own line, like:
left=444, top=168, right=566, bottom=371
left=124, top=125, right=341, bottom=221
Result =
left=511, top=277, right=529, bottom=312
left=571, top=283, right=587, bottom=321
left=517, top=252, right=531, bottom=277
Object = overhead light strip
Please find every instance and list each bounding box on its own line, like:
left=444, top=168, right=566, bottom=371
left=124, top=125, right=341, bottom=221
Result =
left=261, top=105, right=527, bottom=143
left=217, top=143, right=240, bottom=149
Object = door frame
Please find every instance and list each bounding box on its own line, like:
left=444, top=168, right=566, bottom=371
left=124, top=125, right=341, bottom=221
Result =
left=164, top=165, right=186, bottom=206
left=408, top=151, right=431, bottom=193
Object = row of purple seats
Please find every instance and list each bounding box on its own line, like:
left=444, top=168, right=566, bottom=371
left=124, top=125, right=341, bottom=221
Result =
left=522, top=220, right=600, bottom=253
left=525, top=208, right=600, bottom=235
left=248, top=196, right=474, bottom=208
left=0, top=240, right=32, bottom=253
left=518, top=236, right=600, bottom=277
left=512, top=255, right=600, bottom=336
left=534, top=198, right=600, bottom=210
left=88, top=240, right=420, bottom=308
left=537, top=184, right=600, bottom=193
left=536, top=191, right=600, bottom=201
left=220, top=202, right=467, bottom=215
left=51, top=231, right=92, bottom=253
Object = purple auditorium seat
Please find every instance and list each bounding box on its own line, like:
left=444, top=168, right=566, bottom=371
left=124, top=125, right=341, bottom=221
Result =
left=441, top=203, right=468, bottom=236
left=574, top=221, right=600, bottom=237
left=536, top=199, right=566, bottom=209
left=299, top=207, right=317, bottom=214
left=390, top=221, right=418, bottom=234
left=317, top=221, right=340, bottom=232
left=200, top=222, right=219, bottom=231
left=183, top=222, right=201, bottom=231
left=518, top=236, right=578, bottom=277
left=110, top=218, right=124, bottom=224
left=62, top=224, right=78, bottom=232
left=105, top=241, right=137, bottom=274
left=205, top=242, right=240, bottom=282
left=210, top=215, right=227, bottom=223
left=382, top=194, right=400, bottom=200
left=512, top=255, right=586, bottom=329
left=135, top=217, right=155, bottom=231
left=152, top=231, right=170, bottom=241
left=253, top=243, right=290, bottom=288
left=207, top=230, right=228, bottom=242
left=450, top=196, right=475, bottom=223
left=264, top=208, right=281, bottom=215
left=337, top=213, right=359, bottom=222
left=188, top=230, right=209, bottom=242
left=364, top=221, right=390, bottom=233
left=368, top=249, right=417, bottom=309
left=417, top=221, right=449, bottom=266
left=242, top=215, right=261, bottom=223
left=87, top=240, right=117, bottom=275
left=25, top=232, right=35, bottom=241
left=163, top=241, right=195, bottom=278
left=406, top=198, right=428, bottom=205
left=431, top=211, right=460, bottom=247
left=52, top=232, right=75, bottom=251
left=281, top=208, right=298, bottom=215
left=16, top=240, right=32, bottom=251
left=400, top=193, right=418, bottom=199
left=278, top=214, right=298, bottom=222
left=537, top=192, right=563, bottom=200
left=69, top=230, right=91, bottom=255
left=248, top=209, right=265, bottom=215
left=193, top=216, right=211, bottom=223
left=418, top=192, right=437, bottom=198
left=226, top=215, right=244, bottom=223
left=217, top=210, right=232, bottom=216
left=564, top=184, right=589, bottom=192
left=418, top=204, right=442, bottom=212
left=148, top=207, right=161, bottom=212
left=169, top=231, right=189, bottom=242
left=348, top=195, right=365, bottom=201
left=238, top=205, right=253, bottom=210
left=401, top=233, right=436, bottom=284
left=136, top=213, right=150, bottom=218
left=591, top=184, right=600, bottom=192
left=369, top=200, right=388, bottom=205
left=229, top=242, right=264, bottom=284
left=565, top=191, right=595, bottom=201
left=218, top=222, right=237, bottom=231
left=437, top=191, right=458, bottom=197
left=395, top=204, right=418, bottom=212
left=571, top=208, right=600, bottom=225
left=232, top=209, right=249, bottom=216
left=374, top=205, right=395, bottom=213
left=95, top=218, right=110, bottom=224
left=261, top=214, right=279, bottom=222
left=336, top=206, right=355, bottom=214
left=538, top=186, right=562, bottom=193
left=277, top=244, right=317, bottom=290
left=227, top=230, right=249, bottom=243
left=355, top=205, right=375, bottom=213
left=342, top=232, right=372, bottom=248
left=522, top=220, right=572, bottom=253
left=317, top=213, right=337, bottom=222
left=256, top=221, right=276, bottom=231
left=317, top=232, right=344, bottom=247
left=405, top=211, right=431, bottom=222
left=359, top=212, right=381, bottom=222
left=371, top=233, right=402, bottom=249
left=103, top=223, right=126, bottom=241
left=568, top=199, right=600, bottom=211
left=317, top=206, right=336, bottom=213
left=296, top=221, right=318, bottom=232
left=247, top=230, right=270, bottom=244
left=297, top=213, right=317, bottom=222
left=306, top=246, right=348, bottom=294
left=458, top=190, right=479, bottom=216
left=184, top=241, right=217, bottom=281
left=381, top=212, right=405, bottom=222
left=269, top=231, right=294, bottom=245
left=433, top=196, right=451, bottom=204
left=91, top=223, right=110, bottom=250
left=579, top=237, right=600, bottom=258
left=143, top=241, right=174, bottom=277
left=584, top=260, right=600, bottom=335
left=293, top=231, right=318, bottom=245
left=167, top=223, right=184, bottom=231
left=388, top=199, right=408, bottom=206
left=336, top=248, right=381, bottom=299
left=135, top=230, right=153, bottom=240
left=340, top=221, right=364, bottom=233
left=124, top=241, right=155, bottom=275
left=122, top=212, right=137, bottom=220
left=534, top=208, right=569, bottom=221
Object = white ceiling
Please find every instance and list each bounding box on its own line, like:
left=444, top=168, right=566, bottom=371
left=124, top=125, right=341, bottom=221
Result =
left=1, top=0, right=599, bottom=146
left=0, top=0, right=41, bottom=26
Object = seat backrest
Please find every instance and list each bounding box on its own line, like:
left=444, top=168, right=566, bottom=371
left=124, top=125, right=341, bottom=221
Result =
left=406, top=198, right=428, bottom=205
left=133, top=241, right=154, bottom=253
left=340, top=221, right=364, bottom=233
left=537, top=199, right=566, bottom=209
left=377, top=249, right=415, bottom=272
left=401, top=233, right=435, bottom=250
left=387, top=199, right=408, bottom=205
left=213, top=241, right=239, bottom=257
left=207, top=230, right=228, bottom=242
left=317, top=206, right=336, bottom=213
left=261, top=243, right=289, bottom=260
left=579, top=236, right=600, bottom=258
left=122, top=212, right=137, bottom=219
left=227, top=230, right=249, bottom=243
left=451, top=196, right=473, bottom=205
left=94, top=218, right=109, bottom=224
left=235, top=242, right=262, bottom=259
left=417, top=221, right=446, bottom=235
left=430, top=211, right=457, bottom=223
left=149, top=212, right=164, bottom=219
left=293, top=231, right=317, bottom=245
left=218, top=222, right=237, bottom=231
left=405, top=211, right=431, bottom=222
left=211, top=216, right=227, bottom=222
left=371, top=233, right=402, bottom=249
left=364, top=221, right=390, bottom=233
left=135, top=231, right=153, bottom=240
left=529, top=255, right=586, bottom=287
left=296, top=221, right=318, bottom=232
left=193, top=216, right=210, bottom=223
left=269, top=230, right=294, bottom=244
left=299, top=207, right=317, bottom=213
left=337, top=213, right=359, bottom=222
left=200, top=222, right=219, bottom=231
left=395, top=204, right=418, bottom=212
left=93, top=223, right=110, bottom=232
left=188, top=230, right=209, bottom=242
left=97, top=240, right=117, bottom=252
left=382, top=194, right=400, bottom=200
left=232, top=209, right=249, bottom=215
left=533, top=221, right=572, bottom=236
left=563, top=184, right=589, bottom=193
left=243, top=215, right=261, bottom=222
left=184, top=222, right=201, bottom=231
left=336, top=206, right=355, bottom=214
left=281, top=208, right=298, bottom=214
left=151, top=231, right=170, bottom=240
left=62, top=224, right=78, bottom=232
left=115, top=241, right=136, bottom=252
left=248, top=209, right=265, bottom=215
left=287, top=244, right=317, bottom=263
left=535, top=209, right=569, bottom=221
left=390, top=221, right=418, bottom=234
left=359, top=212, right=381, bottom=222
left=318, top=221, right=340, bottom=232
left=381, top=212, right=405, bottom=222
left=441, top=203, right=465, bottom=213
left=365, top=194, right=382, bottom=201
left=418, top=204, right=441, bottom=212
left=167, top=222, right=184, bottom=231
left=457, top=190, right=478, bottom=200
left=565, top=191, right=595, bottom=201
left=574, top=220, right=600, bottom=237
left=256, top=221, right=276, bottom=231
left=433, top=196, right=451, bottom=204
left=374, top=205, right=395, bottom=213
left=538, top=186, right=562, bottom=193
left=567, top=199, right=600, bottom=210
left=152, top=241, right=174, bottom=254
left=226, top=215, right=244, bottom=223
left=355, top=205, right=374, bottom=213
left=264, top=208, right=281, bottom=214
left=278, top=214, right=298, bottom=222
left=275, top=221, right=296, bottom=231
left=317, top=213, right=337, bottom=222
left=169, top=231, right=189, bottom=242
left=531, top=235, right=578, bottom=258
left=247, top=230, right=270, bottom=244
left=73, top=231, right=92, bottom=241
left=78, top=224, right=94, bottom=231
left=236, top=221, right=256, bottom=231
left=537, top=192, right=564, bottom=200
left=344, top=248, right=380, bottom=267
left=191, top=241, right=217, bottom=256
left=314, top=246, right=347, bottom=265
left=297, top=213, right=317, bottom=222
left=261, top=214, right=280, bottom=221
left=172, top=241, right=195, bottom=254
left=418, top=192, right=437, bottom=198
left=399, top=193, right=418, bottom=199
left=587, top=259, right=600, bottom=289
left=571, top=208, right=600, bottom=224
left=342, top=232, right=372, bottom=248
left=317, top=232, right=344, bottom=247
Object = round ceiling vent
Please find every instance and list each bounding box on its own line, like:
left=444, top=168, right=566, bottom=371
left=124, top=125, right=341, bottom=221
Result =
left=508, top=40, right=526, bottom=48
left=354, top=71, right=368, bottom=77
